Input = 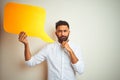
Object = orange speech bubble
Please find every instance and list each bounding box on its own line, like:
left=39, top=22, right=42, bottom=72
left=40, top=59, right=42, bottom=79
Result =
left=4, top=2, right=54, bottom=42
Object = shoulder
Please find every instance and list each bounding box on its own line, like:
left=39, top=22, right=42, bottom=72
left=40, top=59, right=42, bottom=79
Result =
left=68, top=41, right=83, bottom=54
left=69, top=41, right=81, bottom=49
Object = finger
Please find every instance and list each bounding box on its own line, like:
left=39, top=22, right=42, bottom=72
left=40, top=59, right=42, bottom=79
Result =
left=18, top=31, right=24, bottom=39
left=19, top=32, right=27, bottom=41
left=19, top=32, right=25, bottom=40
left=62, top=41, right=67, bottom=45
left=61, top=41, right=66, bottom=48
left=21, top=33, right=27, bottom=41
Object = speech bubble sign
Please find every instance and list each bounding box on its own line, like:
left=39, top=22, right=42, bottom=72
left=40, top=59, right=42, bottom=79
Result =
left=4, top=2, right=54, bottom=42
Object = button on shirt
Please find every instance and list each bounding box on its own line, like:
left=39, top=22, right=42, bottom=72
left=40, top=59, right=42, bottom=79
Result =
left=25, top=41, right=84, bottom=80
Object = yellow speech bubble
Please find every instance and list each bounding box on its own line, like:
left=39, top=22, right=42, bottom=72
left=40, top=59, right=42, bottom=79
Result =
left=4, top=2, right=54, bottom=43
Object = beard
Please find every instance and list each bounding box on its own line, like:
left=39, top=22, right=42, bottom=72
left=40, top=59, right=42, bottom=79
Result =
left=57, top=35, right=69, bottom=43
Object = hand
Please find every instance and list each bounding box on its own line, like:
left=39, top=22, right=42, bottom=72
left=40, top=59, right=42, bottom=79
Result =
left=62, top=41, right=78, bottom=64
left=18, top=31, right=28, bottom=45
left=61, top=40, right=72, bottom=52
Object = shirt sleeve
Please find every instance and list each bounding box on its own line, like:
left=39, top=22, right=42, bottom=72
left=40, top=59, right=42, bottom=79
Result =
left=71, top=46, right=84, bottom=74
left=25, top=46, right=48, bottom=67
left=71, top=60, right=84, bottom=74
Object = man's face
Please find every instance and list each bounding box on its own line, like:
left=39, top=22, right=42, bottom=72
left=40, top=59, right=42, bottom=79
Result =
left=55, top=25, right=70, bottom=43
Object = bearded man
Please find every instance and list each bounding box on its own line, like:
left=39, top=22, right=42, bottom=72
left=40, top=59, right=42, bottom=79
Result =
left=18, top=20, right=84, bottom=80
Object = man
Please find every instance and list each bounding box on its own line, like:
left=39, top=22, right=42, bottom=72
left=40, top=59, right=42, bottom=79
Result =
left=18, top=20, right=84, bottom=80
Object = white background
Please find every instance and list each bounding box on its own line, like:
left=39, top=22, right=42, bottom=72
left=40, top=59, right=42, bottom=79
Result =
left=0, top=0, right=120, bottom=80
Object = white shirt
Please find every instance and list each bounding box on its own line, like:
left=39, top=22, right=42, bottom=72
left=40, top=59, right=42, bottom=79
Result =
left=25, top=41, right=84, bottom=80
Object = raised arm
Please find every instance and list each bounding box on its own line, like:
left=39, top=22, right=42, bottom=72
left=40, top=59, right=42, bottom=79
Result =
left=18, top=32, right=31, bottom=61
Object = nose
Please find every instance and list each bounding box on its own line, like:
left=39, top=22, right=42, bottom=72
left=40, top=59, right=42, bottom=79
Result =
left=61, top=31, right=65, bottom=36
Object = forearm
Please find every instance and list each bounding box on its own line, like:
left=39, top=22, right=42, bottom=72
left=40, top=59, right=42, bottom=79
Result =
left=24, top=43, right=31, bottom=61
left=69, top=50, right=84, bottom=74
left=69, top=50, right=78, bottom=64
left=62, top=41, right=79, bottom=64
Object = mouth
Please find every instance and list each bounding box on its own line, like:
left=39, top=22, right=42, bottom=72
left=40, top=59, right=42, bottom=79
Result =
left=59, top=36, right=68, bottom=42
left=61, top=36, right=66, bottom=39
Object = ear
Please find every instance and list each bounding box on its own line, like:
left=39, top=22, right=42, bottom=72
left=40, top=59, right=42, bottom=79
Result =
left=55, top=31, right=57, bottom=36
left=69, top=30, right=70, bottom=34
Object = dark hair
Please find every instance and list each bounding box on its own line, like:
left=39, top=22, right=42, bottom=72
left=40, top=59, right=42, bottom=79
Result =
left=55, top=20, right=69, bottom=29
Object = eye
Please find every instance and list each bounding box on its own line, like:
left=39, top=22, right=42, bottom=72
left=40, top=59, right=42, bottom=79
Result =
left=57, top=30, right=62, bottom=33
left=64, top=30, right=67, bottom=32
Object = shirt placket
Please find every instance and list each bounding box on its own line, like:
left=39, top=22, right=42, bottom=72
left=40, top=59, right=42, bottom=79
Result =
left=61, top=50, right=64, bottom=80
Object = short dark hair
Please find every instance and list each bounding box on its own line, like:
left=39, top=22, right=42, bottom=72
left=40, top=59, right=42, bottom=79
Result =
left=55, top=20, right=69, bottom=29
